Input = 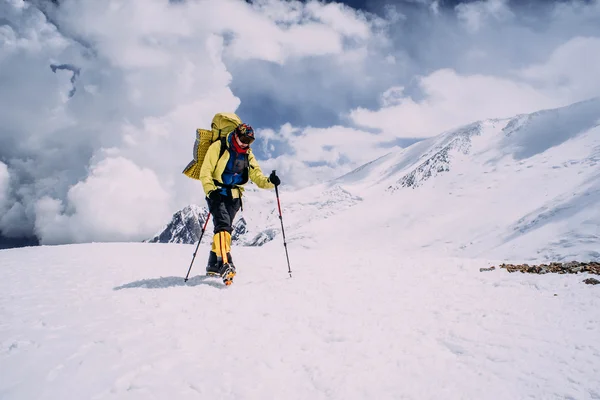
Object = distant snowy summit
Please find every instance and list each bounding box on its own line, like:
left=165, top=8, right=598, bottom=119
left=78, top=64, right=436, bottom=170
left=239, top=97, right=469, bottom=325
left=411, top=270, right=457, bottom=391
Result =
left=386, top=97, right=600, bottom=191
left=147, top=205, right=209, bottom=244
left=391, top=122, right=480, bottom=191
left=147, top=204, right=272, bottom=246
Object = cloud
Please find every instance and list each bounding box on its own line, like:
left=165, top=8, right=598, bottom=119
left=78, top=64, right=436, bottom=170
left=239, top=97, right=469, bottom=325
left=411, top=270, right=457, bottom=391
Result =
left=455, top=0, right=513, bottom=33
left=348, top=69, right=556, bottom=138
left=225, top=0, right=389, bottom=128
left=34, top=157, right=171, bottom=245
left=347, top=34, right=600, bottom=138
left=255, top=123, right=395, bottom=187
left=304, top=1, right=373, bottom=39
left=519, top=36, right=600, bottom=101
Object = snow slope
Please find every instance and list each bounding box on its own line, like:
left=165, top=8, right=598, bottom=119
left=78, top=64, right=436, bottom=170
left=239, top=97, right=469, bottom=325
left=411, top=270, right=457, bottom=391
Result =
left=283, top=98, right=600, bottom=262
left=1, top=242, right=599, bottom=399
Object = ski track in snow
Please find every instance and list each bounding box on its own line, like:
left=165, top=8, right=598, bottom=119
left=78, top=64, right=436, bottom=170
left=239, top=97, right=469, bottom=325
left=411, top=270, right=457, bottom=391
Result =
left=1, top=242, right=599, bottom=399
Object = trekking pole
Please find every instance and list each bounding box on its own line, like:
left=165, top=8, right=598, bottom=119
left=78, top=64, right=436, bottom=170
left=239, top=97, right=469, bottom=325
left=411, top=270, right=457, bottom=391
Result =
left=184, top=212, right=211, bottom=282
left=273, top=170, right=292, bottom=278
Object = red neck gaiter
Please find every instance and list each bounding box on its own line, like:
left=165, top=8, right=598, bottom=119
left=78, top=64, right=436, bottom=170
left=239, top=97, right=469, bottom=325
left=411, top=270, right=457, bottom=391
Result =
left=231, top=134, right=249, bottom=154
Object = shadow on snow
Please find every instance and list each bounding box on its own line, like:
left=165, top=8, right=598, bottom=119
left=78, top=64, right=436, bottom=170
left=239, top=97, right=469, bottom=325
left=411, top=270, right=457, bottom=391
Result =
left=113, top=275, right=225, bottom=290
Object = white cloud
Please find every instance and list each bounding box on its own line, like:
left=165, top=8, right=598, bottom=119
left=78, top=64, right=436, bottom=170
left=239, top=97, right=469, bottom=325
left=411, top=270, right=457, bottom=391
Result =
left=380, top=86, right=406, bottom=107
left=220, top=0, right=378, bottom=63
left=305, top=1, right=372, bottom=40
left=519, top=37, right=600, bottom=102
left=35, top=157, right=171, bottom=245
left=350, top=69, right=557, bottom=138
left=456, top=0, right=514, bottom=33
left=292, top=125, right=390, bottom=166
left=56, top=0, right=197, bottom=69
left=279, top=23, right=344, bottom=60
left=348, top=34, right=600, bottom=139
left=249, top=0, right=304, bottom=23
left=57, top=0, right=368, bottom=68
left=258, top=124, right=394, bottom=187
left=33, top=197, right=71, bottom=245
left=0, top=1, right=69, bottom=56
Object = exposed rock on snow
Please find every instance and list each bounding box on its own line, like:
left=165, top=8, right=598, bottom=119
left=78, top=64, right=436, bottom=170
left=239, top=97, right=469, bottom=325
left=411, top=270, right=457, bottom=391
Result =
left=496, top=261, right=600, bottom=275
left=231, top=216, right=247, bottom=242
left=147, top=205, right=208, bottom=244
left=389, top=122, right=481, bottom=191
left=246, top=228, right=278, bottom=247
left=502, top=114, right=530, bottom=137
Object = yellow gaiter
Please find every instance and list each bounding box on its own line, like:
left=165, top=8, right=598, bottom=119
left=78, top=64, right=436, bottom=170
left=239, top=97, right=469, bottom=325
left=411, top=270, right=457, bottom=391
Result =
left=211, top=231, right=232, bottom=264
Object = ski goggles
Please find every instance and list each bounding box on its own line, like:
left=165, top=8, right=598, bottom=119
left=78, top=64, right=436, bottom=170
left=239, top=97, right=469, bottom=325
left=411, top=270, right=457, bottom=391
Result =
left=236, top=124, right=255, bottom=145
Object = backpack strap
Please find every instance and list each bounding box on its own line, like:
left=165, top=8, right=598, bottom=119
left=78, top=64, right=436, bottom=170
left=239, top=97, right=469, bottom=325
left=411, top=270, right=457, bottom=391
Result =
left=218, top=137, right=227, bottom=160
left=213, top=137, right=245, bottom=211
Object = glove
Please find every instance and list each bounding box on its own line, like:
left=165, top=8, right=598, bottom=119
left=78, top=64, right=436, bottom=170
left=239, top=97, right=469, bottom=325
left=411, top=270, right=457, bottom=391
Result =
left=207, top=190, right=222, bottom=202
left=269, top=171, right=281, bottom=186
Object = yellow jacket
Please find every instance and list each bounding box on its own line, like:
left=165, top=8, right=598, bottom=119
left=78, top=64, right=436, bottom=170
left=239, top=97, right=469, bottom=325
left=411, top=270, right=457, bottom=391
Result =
left=199, top=133, right=274, bottom=198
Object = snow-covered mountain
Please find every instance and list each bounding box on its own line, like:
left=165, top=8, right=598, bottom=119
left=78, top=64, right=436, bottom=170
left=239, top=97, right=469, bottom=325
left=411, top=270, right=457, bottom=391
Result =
left=321, top=97, right=600, bottom=262
left=147, top=205, right=208, bottom=244
left=147, top=204, right=250, bottom=245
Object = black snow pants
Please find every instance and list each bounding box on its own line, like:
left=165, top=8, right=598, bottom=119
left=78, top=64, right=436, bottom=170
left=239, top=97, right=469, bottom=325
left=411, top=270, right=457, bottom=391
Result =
left=206, top=195, right=241, bottom=234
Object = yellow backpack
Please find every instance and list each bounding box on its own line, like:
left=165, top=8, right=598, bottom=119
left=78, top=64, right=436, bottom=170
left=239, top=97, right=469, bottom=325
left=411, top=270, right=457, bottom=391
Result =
left=182, top=112, right=242, bottom=180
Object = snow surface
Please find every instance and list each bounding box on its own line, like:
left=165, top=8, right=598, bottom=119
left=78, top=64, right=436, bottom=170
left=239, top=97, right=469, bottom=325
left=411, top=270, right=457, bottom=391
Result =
left=1, top=242, right=599, bottom=400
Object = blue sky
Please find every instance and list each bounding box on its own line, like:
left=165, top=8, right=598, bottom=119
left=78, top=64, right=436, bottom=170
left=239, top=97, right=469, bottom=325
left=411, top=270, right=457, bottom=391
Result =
left=1, top=0, right=600, bottom=244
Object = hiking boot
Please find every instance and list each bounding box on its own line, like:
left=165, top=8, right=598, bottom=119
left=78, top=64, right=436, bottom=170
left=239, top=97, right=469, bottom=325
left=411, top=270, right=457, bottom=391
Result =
left=206, top=252, right=235, bottom=277
left=206, top=251, right=220, bottom=276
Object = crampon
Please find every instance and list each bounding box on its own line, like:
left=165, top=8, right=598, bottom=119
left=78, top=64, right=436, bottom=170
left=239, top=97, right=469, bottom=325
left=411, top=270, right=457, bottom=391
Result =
left=220, top=264, right=236, bottom=286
